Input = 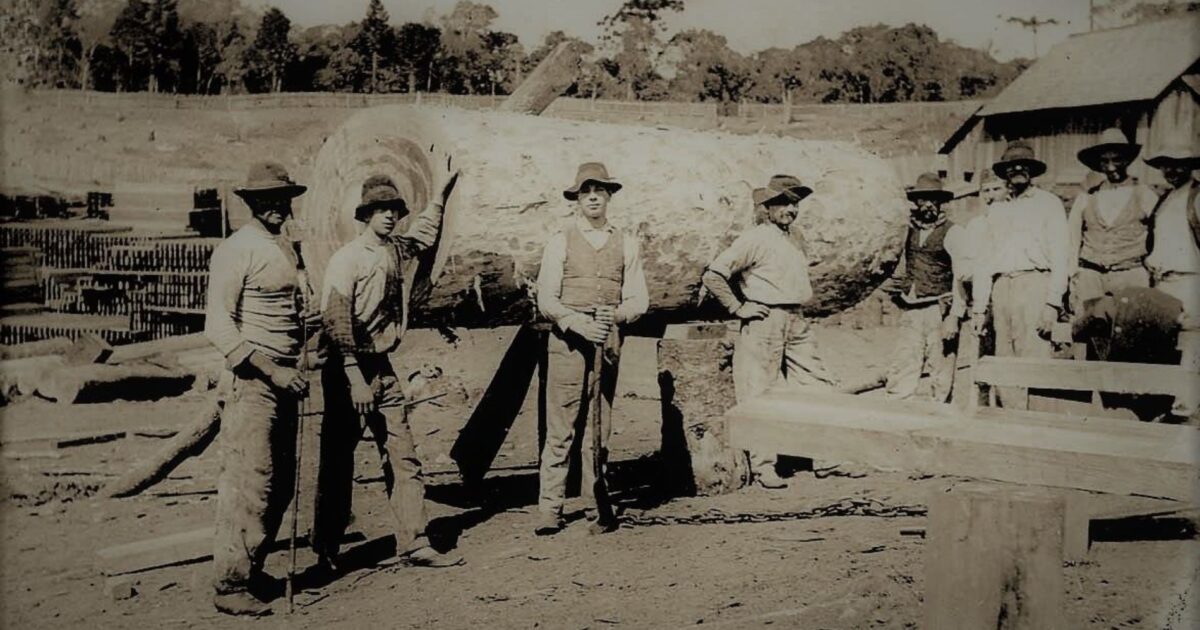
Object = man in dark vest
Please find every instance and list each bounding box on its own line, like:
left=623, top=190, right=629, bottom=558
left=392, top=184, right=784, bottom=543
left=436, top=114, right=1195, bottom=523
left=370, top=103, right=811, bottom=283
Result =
left=883, top=173, right=971, bottom=402
left=1068, top=127, right=1159, bottom=314
left=534, top=162, right=648, bottom=536
left=1144, top=140, right=1200, bottom=418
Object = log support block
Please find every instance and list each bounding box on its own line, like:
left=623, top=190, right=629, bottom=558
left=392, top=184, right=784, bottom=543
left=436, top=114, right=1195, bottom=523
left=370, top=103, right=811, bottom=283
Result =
left=657, top=327, right=749, bottom=496
left=925, top=484, right=1067, bottom=629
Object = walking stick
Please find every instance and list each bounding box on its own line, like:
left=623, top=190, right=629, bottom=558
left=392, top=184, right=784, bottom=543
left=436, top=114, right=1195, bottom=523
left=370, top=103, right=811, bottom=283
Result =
left=590, top=337, right=615, bottom=528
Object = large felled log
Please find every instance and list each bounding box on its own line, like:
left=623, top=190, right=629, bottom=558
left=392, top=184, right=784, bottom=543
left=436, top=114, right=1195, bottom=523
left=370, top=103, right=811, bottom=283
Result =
left=0, top=337, right=73, bottom=360
left=106, top=333, right=210, bottom=364
left=297, top=106, right=906, bottom=328
left=499, top=41, right=583, bottom=116
left=0, top=355, right=66, bottom=404
left=37, top=364, right=196, bottom=404
left=103, top=397, right=222, bottom=498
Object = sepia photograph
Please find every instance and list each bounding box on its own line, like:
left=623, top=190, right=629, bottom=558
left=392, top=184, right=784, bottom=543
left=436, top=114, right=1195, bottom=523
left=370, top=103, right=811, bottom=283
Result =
left=0, top=0, right=1197, bottom=626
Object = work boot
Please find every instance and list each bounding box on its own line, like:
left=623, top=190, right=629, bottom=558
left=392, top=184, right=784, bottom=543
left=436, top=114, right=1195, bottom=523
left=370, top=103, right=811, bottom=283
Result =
left=755, top=469, right=789, bottom=489
left=534, top=512, right=564, bottom=536
left=587, top=518, right=618, bottom=535
left=213, top=591, right=272, bottom=617
left=397, top=545, right=464, bottom=568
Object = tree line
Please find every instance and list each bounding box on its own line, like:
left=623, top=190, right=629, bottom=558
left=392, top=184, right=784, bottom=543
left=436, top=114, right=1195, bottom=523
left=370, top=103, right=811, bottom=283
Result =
left=2, top=0, right=1033, bottom=104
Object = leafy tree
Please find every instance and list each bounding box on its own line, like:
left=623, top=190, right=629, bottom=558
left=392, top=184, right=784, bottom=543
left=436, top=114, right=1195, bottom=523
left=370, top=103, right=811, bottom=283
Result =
left=40, top=0, right=83, bottom=87
left=213, top=19, right=248, bottom=92
left=244, top=7, right=296, bottom=92
left=144, top=0, right=181, bottom=92
left=598, top=0, right=683, bottom=100
left=77, top=0, right=125, bottom=89
left=396, top=22, right=440, bottom=92
left=438, top=0, right=497, bottom=93
left=109, top=0, right=151, bottom=91
left=665, top=30, right=751, bottom=109
left=354, top=0, right=394, bottom=93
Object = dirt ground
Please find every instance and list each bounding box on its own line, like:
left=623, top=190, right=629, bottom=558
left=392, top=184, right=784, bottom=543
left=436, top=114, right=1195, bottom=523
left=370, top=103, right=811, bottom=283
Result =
left=1, top=323, right=1196, bottom=629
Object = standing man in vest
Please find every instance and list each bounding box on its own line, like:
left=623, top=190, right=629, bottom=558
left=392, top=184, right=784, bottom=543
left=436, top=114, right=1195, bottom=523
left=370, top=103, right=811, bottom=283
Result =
left=312, top=170, right=461, bottom=575
left=972, top=142, right=1071, bottom=408
left=883, top=173, right=971, bottom=402
left=1067, top=128, right=1159, bottom=313
left=535, top=162, right=648, bottom=536
left=1144, top=141, right=1200, bottom=418
left=702, top=175, right=839, bottom=489
left=205, top=162, right=313, bottom=616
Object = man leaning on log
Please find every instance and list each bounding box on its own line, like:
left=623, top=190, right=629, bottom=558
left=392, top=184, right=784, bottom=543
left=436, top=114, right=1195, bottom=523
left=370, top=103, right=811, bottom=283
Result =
left=311, top=170, right=462, bottom=576
left=203, top=162, right=318, bottom=616
left=701, top=175, right=839, bottom=490
left=534, top=162, right=648, bottom=536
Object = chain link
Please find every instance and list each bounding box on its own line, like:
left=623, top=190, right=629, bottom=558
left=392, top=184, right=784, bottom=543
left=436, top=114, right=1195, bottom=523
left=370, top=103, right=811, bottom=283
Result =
left=619, top=498, right=925, bottom=528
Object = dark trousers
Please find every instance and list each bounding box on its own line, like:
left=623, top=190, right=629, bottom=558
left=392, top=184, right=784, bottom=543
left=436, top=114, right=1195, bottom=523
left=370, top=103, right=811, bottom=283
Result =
left=312, top=358, right=426, bottom=558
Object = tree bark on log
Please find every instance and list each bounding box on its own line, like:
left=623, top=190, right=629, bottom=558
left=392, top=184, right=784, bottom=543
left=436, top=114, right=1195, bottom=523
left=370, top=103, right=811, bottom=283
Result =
left=499, top=41, right=582, bottom=116
left=0, top=337, right=73, bottom=361
left=103, top=397, right=222, bottom=498
left=296, top=106, right=906, bottom=329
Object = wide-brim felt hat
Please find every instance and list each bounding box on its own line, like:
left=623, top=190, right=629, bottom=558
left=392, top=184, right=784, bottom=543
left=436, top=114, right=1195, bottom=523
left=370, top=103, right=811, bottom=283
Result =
left=234, top=161, right=307, bottom=199
left=905, top=171, right=954, bottom=203
left=563, top=162, right=622, bottom=200
left=1078, top=127, right=1141, bottom=172
left=764, top=174, right=813, bottom=204
left=355, top=174, right=409, bottom=221
left=1144, top=140, right=1200, bottom=169
left=992, top=140, right=1047, bottom=178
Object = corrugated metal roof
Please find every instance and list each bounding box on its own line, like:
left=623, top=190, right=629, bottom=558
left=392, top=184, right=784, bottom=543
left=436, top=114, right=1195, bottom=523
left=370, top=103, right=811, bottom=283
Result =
left=978, top=14, right=1200, bottom=116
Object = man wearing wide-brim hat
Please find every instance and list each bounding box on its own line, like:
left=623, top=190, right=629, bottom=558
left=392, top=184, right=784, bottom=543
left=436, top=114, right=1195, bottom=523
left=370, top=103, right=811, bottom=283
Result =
left=312, top=169, right=462, bottom=576
left=534, top=162, right=648, bottom=535
left=971, top=141, right=1071, bottom=408
left=205, top=161, right=316, bottom=616
left=702, top=174, right=838, bottom=489
left=881, top=172, right=973, bottom=403
left=1143, top=139, right=1200, bottom=418
left=1066, top=127, right=1159, bottom=314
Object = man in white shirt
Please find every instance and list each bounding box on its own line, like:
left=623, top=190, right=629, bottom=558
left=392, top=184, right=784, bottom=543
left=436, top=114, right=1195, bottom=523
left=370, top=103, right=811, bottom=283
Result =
left=1144, top=141, right=1200, bottom=417
left=971, top=141, right=1071, bottom=408
left=702, top=175, right=838, bottom=488
left=535, top=162, right=648, bottom=536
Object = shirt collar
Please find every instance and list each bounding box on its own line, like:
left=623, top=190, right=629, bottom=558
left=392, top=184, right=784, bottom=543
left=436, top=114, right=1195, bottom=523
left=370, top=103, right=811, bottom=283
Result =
left=576, top=216, right=615, bottom=234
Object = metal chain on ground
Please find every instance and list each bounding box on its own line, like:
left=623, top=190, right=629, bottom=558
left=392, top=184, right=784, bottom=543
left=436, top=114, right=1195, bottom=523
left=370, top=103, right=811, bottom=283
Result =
left=619, top=498, right=926, bottom=527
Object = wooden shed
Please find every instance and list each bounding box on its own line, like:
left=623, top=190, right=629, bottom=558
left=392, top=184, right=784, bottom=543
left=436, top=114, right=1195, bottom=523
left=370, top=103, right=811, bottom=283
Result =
left=940, top=14, right=1200, bottom=198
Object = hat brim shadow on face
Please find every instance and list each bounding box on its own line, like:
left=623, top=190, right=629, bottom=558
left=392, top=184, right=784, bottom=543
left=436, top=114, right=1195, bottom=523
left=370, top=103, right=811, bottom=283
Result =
left=234, top=184, right=308, bottom=201
left=354, top=199, right=410, bottom=222
left=764, top=187, right=813, bottom=206
left=1077, top=144, right=1140, bottom=172
left=1144, top=155, right=1200, bottom=170
left=563, top=179, right=622, bottom=201
left=906, top=189, right=954, bottom=204
left=992, top=159, right=1047, bottom=179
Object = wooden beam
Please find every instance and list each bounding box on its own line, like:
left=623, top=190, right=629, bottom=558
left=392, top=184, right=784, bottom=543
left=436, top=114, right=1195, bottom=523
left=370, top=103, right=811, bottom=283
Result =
left=96, top=527, right=214, bottom=576
left=727, top=388, right=1199, bottom=501
left=925, top=484, right=1066, bottom=629
left=95, top=526, right=366, bottom=576
left=974, top=356, right=1200, bottom=397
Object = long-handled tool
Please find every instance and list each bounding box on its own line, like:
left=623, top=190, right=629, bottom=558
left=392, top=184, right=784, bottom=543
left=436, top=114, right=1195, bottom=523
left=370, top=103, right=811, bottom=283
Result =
left=286, top=246, right=310, bottom=614
left=590, top=338, right=615, bottom=529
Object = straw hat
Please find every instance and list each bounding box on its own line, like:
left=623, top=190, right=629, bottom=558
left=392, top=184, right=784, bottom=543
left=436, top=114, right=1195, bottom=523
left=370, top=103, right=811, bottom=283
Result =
left=563, top=162, right=622, bottom=200
left=1077, top=127, right=1141, bottom=172
left=992, top=140, right=1047, bottom=178
left=233, top=161, right=307, bottom=200
left=905, top=172, right=954, bottom=203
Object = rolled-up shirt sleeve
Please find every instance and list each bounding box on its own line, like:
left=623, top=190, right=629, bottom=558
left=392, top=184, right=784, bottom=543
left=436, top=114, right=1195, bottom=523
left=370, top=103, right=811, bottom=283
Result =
left=537, top=233, right=589, bottom=333
left=615, top=234, right=649, bottom=324
left=205, top=241, right=253, bottom=368
left=706, top=231, right=755, bottom=280
left=393, top=201, right=444, bottom=254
